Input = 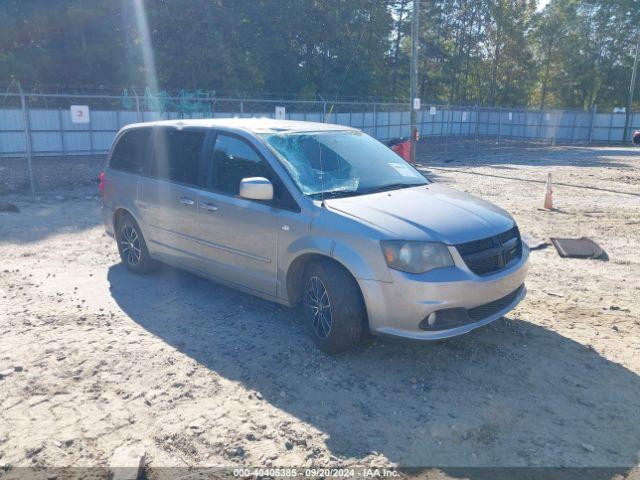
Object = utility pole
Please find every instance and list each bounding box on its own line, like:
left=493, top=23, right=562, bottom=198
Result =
left=623, top=29, right=640, bottom=142
left=409, top=0, right=420, bottom=163
left=18, top=82, right=35, bottom=199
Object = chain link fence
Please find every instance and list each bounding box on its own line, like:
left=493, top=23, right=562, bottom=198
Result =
left=1, top=90, right=638, bottom=196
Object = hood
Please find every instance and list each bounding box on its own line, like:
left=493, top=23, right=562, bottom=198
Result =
left=324, top=183, right=515, bottom=244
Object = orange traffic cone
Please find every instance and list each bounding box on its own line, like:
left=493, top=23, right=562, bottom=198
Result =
left=543, top=173, right=553, bottom=210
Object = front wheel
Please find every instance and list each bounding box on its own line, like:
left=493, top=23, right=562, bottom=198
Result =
left=116, top=213, right=157, bottom=274
left=302, top=260, right=365, bottom=354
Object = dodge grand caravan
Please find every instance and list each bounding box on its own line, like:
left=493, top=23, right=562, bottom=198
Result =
left=101, top=119, right=528, bottom=353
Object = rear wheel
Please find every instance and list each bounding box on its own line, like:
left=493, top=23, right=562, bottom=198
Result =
left=302, top=260, right=364, bottom=354
left=116, top=213, right=157, bottom=274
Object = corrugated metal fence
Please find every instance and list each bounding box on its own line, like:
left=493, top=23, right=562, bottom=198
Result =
left=1, top=92, right=638, bottom=160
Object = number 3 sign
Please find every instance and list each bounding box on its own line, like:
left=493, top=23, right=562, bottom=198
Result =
left=70, top=105, right=90, bottom=123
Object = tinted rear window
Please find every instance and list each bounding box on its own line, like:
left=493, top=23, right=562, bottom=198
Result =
left=149, top=128, right=206, bottom=186
left=109, top=128, right=150, bottom=173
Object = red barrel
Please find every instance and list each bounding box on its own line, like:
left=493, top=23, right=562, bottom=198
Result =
left=391, top=140, right=412, bottom=163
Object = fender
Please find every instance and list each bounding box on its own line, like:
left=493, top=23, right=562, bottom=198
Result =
left=282, top=234, right=392, bottom=297
left=330, top=240, right=388, bottom=282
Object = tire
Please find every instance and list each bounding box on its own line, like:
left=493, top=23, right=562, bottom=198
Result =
left=302, top=260, right=365, bottom=354
left=115, top=213, right=157, bottom=274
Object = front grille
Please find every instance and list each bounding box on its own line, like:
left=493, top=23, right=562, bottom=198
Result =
left=467, top=284, right=524, bottom=321
left=456, top=225, right=522, bottom=276
left=455, top=235, right=499, bottom=255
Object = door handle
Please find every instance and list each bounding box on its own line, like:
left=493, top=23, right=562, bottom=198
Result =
left=199, top=202, right=219, bottom=212
left=179, top=196, right=195, bottom=206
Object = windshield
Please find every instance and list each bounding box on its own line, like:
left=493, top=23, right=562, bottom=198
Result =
left=259, top=130, right=428, bottom=198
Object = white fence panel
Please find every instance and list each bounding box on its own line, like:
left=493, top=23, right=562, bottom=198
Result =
left=1, top=97, right=639, bottom=158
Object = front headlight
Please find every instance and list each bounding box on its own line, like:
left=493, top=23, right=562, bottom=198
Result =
left=380, top=240, right=454, bottom=274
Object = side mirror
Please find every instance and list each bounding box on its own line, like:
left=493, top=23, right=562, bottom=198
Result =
left=239, top=177, right=273, bottom=201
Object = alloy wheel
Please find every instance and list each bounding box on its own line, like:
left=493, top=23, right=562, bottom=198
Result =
left=120, top=224, right=142, bottom=266
left=305, top=275, right=332, bottom=339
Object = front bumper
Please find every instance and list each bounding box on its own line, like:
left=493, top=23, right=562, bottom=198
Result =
left=358, top=246, right=529, bottom=340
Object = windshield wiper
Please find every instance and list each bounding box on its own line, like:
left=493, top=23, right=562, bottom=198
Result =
left=314, top=190, right=359, bottom=199
left=315, top=183, right=423, bottom=200
left=358, top=183, right=423, bottom=194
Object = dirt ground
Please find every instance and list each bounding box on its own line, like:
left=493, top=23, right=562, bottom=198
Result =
left=0, top=143, right=639, bottom=479
left=0, top=154, right=104, bottom=196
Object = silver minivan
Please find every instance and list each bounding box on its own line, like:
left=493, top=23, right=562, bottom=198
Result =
left=101, top=118, right=528, bottom=353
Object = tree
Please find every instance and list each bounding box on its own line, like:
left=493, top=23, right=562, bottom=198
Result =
left=1, top=0, right=640, bottom=111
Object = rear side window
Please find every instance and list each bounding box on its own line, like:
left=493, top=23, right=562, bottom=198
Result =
left=109, top=128, right=150, bottom=173
left=149, top=128, right=206, bottom=186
